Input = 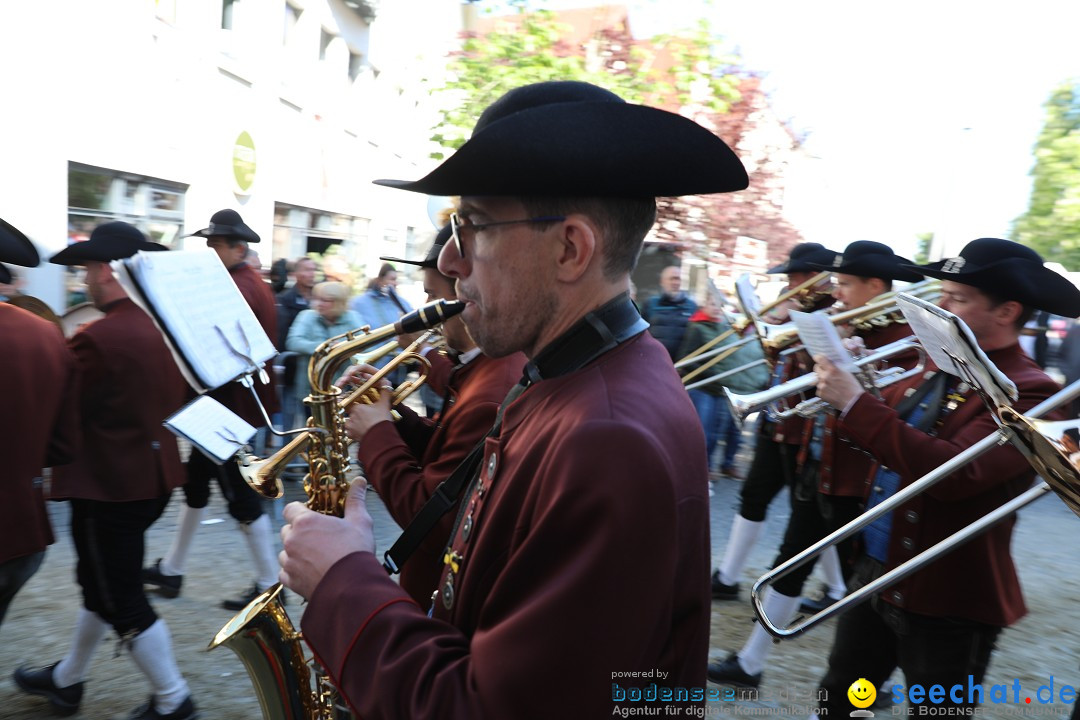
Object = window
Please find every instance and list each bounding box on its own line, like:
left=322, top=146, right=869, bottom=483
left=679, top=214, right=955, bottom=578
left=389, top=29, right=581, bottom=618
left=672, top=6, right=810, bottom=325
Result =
left=65, top=163, right=188, bottom=308
left=222, top=0, right=237, bottom=30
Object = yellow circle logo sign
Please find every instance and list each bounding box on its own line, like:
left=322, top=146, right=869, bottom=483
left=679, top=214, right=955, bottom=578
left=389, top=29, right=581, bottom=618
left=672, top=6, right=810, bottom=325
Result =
left=232, top=131, right=256, bottom=195
left=848, top=678, right=877, bottom=709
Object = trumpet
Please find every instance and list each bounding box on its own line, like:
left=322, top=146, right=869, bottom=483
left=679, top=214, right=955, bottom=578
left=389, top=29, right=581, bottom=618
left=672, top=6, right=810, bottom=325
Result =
left=675, top=271, right=832, bottom=369
left=750, top=378, right=1080, bottom=639
left=724, top=337, right=925, bottom=426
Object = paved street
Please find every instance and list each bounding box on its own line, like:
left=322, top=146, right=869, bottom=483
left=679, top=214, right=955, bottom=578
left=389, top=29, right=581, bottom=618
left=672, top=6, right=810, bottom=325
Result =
left=1, top=422, right=1079, bottom=718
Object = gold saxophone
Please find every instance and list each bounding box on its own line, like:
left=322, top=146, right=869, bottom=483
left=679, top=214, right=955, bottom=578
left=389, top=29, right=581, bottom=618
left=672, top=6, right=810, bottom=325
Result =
left=209, top=299, right=465, bottom=720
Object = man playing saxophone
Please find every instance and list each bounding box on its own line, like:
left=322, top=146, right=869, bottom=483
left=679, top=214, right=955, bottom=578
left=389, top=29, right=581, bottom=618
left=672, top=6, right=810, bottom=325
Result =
left=336, top=225, right=524, bottom=605
left=278, top=80, right=749, bottom=718
left=808, top=238, right=1080, bottom=717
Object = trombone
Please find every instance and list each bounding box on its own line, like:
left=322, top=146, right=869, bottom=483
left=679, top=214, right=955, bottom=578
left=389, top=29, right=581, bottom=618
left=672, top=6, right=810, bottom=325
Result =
left=674, top=270, right=832, bottom=369
left=750, top=378, right=1080, bottom=639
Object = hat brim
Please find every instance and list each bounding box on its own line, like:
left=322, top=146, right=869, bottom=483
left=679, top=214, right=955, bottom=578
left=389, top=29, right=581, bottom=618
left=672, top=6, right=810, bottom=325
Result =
left=0, top=218, right=39, bottom=267
left=50, top=241, right=167, bottom=266
left=375, top=102, right=748, bottom=197
left=379, top=254, right=436, bottom=269
left=902, top=259, right=1080, bottom=317
left=188, top=224, right=261, bottom=244
left=809, top=257, right=924, bottom=282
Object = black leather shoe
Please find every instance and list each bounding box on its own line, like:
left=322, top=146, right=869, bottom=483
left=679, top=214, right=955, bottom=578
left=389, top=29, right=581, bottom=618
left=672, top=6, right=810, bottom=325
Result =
left=13, top=662, right=83, bottom=716
left=710, top=569, right=740, bottom=600
left=799, top=593, right=842, bottom=615
left=222, top=583, right=262, bottom=611
left=707, top=653, right=761, bottom=689
left=127, top=695, right=200, bottom=720
left=143, top=559, right=182, bottom=599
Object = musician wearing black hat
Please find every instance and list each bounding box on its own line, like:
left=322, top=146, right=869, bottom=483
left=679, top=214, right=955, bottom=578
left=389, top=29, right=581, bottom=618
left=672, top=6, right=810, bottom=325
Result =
left=277, top=81, right=749, bottom=717
left=333, top=225, right=525, bottom=605
left=143, top=208, right=281, bottom=612
left=711, top=242, right=839, bottom=602
left=14, top=222, right=198, bottom=720
left=0, top=219, right=77, bottom=633
left=808, top=238, right=1080, bottom=717
left=710, top=240, right=923, bottom=689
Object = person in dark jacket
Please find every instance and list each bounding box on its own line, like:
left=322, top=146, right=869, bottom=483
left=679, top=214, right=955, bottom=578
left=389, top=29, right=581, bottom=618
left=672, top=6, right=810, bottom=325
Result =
left=642, top=265, right=696, bottom=360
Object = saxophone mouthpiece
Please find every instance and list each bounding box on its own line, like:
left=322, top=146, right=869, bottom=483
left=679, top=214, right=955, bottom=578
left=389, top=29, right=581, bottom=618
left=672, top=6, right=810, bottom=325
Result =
left=396, top=299, right=466, bottom=334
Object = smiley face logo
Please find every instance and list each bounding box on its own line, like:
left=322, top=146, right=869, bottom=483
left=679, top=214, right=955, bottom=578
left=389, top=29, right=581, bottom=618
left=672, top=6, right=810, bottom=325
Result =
left=847, top=678, right=876, bottom=709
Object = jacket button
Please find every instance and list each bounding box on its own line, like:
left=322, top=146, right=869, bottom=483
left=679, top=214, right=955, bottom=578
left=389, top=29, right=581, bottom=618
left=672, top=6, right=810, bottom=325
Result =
left=873, top=486, right=883, bottom=494
left=891, top=591, right=903, bottom=604
left=32, top=476, right=44, bottom=489
left=905, top=510, right=919, bottom=523
left=901, top=537, right=914, bottom=550
left=487, top=453, right=497, bottom=478
left=151, top=441, right=161, bottom=450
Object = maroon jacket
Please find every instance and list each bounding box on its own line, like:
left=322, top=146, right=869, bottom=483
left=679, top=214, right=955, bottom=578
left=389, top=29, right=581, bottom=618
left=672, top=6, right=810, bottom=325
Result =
left=208, top=262, right=279, bottom=424
left=303, top=332, right=711, bottom=718
left=0, top=304, right=78, bottom=564
left=51, top=299, right=188, bottom=502
left=837, top=342, right=1059, bottom=626
left=359, top=352, right=525, bottom=604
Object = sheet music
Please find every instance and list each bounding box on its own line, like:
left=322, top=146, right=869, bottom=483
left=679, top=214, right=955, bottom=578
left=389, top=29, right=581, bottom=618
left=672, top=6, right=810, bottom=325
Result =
left=734, top=273, right=762, bottom=318
left=164, top=395, right=256, bottom=464
left=895, top=293, right=1018, bottom=406
left=789, top=310, right=859, bottom=372
left=112, top=249, right=276, bottom=392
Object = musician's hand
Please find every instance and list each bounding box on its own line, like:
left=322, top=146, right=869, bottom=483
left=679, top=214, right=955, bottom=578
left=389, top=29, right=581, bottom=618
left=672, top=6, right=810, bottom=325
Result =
left=334, top=363, right=380, bottom=390
left=280, top=479, right=376, bottom=600
left=813, top=354, right=865, bottom=411
left=842, top=336, right=867, bottom=357
left=761, top=298, right=798, bottom=325
left=344, top=385, right=393, bottom=443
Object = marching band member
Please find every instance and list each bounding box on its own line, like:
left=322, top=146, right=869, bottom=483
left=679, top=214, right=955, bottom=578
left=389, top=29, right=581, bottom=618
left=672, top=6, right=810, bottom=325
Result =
left=709, top=240, right=922, bottom=688
left=337, top=225, right=524, bottom=604
left=278, top=80, right=749, bottom=718
left=144, top=209, right=281, bottom=611
left=0, top=219, right=77, bottom=632
left=810, top=238, right=1080, bottom=717
left=711, top=242, right=839, bottom=602
left=14, top=223, right=198, bottom=720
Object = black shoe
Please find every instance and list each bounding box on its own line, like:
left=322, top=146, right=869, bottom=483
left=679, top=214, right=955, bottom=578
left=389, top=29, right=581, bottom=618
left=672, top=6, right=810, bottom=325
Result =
left=143, top=559, right=182, bottom=599
left=710, top=569, right=740, bottom=600
left=799, top=593, right=842, bottom=615
left=127, top=695, right=200, bottom=720
left=707, top=653, right=761, bottom=689
left=13, top=662, right=83, bottom=716
left=222, top=583, right=263, bottom=611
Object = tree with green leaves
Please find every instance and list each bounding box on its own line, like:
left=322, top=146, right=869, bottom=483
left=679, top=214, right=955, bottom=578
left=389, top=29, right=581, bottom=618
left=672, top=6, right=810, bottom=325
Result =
left=1012, top=79, right=1080, bottom=269
left=429, top=3, right=742, bottom=158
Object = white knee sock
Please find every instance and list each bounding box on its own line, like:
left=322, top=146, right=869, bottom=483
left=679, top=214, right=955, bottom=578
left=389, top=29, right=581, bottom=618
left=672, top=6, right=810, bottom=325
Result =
left=53, top=608, right=109, bottom=687
left=718, top=515, right=764, bottom=586
left=240, top=514, right=280, bottom=591
left=161, top=505, right=205, bottom=576
left=129, top=620, right=189, bottom=714
left=820, top=545, right=847, bottom=600
left=738, top=589, right=802, bottom=676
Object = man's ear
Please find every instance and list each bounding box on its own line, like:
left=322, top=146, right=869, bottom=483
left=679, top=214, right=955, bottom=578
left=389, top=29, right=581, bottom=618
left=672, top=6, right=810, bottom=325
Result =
left=552, top=215, right=597, bottom=283
left=995, top=300, right=1023, bottom=327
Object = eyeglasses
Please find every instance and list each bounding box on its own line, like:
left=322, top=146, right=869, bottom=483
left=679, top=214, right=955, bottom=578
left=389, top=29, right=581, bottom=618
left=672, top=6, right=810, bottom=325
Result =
left=449, top=212, right=566, bottom=258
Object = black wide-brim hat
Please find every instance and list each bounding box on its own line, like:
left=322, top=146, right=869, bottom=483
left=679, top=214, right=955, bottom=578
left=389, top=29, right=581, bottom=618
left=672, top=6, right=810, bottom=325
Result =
left=767, top=242, right=840, bottom=274
left=380, top=224, right=451, bottom=270
left=188, top=208, right=261, bottom=244
left=50, top=221, right=167, bottom=265
left=0, top=217, right=39, bottom=267
left=808, top=240, right=924, bottom=282
left=374, top=81, right=748, bottom=197
left=902, top=237, right=1080, bottom=317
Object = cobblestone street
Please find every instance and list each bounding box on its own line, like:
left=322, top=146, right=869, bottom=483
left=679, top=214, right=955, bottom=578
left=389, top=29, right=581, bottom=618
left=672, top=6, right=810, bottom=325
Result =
left=1, top=425, right=1078, bottom=719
